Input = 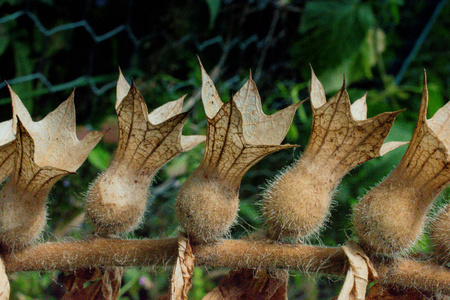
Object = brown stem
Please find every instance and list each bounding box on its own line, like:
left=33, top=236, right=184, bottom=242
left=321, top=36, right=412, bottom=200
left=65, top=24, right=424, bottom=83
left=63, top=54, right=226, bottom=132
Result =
left=1, top=238, right=449, bottom=294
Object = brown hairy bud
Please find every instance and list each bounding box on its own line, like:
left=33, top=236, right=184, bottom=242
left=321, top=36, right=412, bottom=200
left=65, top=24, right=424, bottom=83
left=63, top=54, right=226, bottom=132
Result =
left=86, top=72, right=204, bottom=236
left=430, top=204, right=450, bottom=264
left=175, top=61, right=299, bottom=243
left=0, top=87, right=101, bottom=251
left=262, top=69, right=401, bottom=242
left=354, top=74, right=450, bottom=254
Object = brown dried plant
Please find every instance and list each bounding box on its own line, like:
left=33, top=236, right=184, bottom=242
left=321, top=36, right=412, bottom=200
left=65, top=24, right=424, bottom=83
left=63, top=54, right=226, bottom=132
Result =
left=0, top=65, right=448, bottom=300
left=0, top=87, right=102, bottom=251
left=85, top=71, right=204, bottom=236
left=262, top=69, right=404, bottom=242
left=354, top=73, right=450, bottom=255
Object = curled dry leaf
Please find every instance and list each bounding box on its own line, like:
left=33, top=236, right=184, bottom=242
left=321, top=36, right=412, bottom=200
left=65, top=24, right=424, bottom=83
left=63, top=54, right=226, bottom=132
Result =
left=354, top=73, right=450, bottom=254
left=0, top=258, right=9, bottom=300
left=86, top=72, right=204, bottom=235
left=9, top=86, right=103, bottom=172
left=337, top=241, right=378, bottom=300
left=203, top=268, right=288, bottom=300
left=175, top=61, right=299, bottom=242
left=0, top=86, right=102, bottom=251
left=262, top=68, right=403, bottom=241
left=169, top=234, right=195, bottom=300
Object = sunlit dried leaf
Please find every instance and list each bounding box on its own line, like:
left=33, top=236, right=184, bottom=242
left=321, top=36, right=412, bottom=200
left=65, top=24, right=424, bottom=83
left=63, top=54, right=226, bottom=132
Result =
left=86, top=74, right=204, bottom=235
left=115, top=75, right=205, bottom=174
left=396, top=75, right=450, bottom=189
left=170, top=234, right=194, bottom=300
left=262, top=69, right=403, bottom=241
left=63, top=267, right=123, bottom=300
left=0, top=85, right=100, bottom=250
left=306, top=69, right=403, bottom=177
left=0, top=119, right=16, bottom=183
left=354, top=73, right=450, bottom=254
left=199, top=63, right=297, bottom=188
left=0, top=258, right=9, bottom=300
left=232, top=72, right=302, bottom=145
left=9, top=86, right=103, bottom=172
left=203, top=268, right=288, bottom=300
left=175, top=63, right=299, bottom=242
left=337, top=241, right=378, bottom=300
left=0, top=120, right=72, bottom=250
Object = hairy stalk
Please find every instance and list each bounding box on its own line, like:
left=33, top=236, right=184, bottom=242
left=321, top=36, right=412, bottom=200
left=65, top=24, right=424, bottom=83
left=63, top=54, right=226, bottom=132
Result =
left=1, top=239, right=449, bottom=294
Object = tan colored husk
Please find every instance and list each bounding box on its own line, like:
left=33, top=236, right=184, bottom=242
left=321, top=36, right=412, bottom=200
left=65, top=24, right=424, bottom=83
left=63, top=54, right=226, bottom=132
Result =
left=262, top=69, right=402, bottom=241
left=0, top=121, right=70, bottom=251
left=354, top=74, right=450, bottom=255
left=175, top=61, right=299, bottom=243
left=86, top=73, right=204, bottom=236
left=430, top=204, right=450, bottom=264
left=0, top=86, right=101, bottom=251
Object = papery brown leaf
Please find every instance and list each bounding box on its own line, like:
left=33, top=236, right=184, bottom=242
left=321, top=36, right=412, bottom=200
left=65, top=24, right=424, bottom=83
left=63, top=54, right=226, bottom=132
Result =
left=9, top=86, right=103, bottom=172
left=175, top=62, right=299, bottom=242
left=203, top=268, right=288, bottom=300
left=354, top=73, right=450, bottom=254
left=0, top=120, right=16, bottom=183
left=63, top=267, right=123, bottom=300
left=114, top=83, right=202, bottom=175
left=198, top=63, right=297, bottom=188
left=0, top=258, right=9, bottom=300
left=169, top=234, right=194, bottom=300
left=0, top=120, right=71, bottom=249
left=306, top=70, right=403, bottom=177
left=232, top=73, right=302, bottom=145
left=262, top=69, right=403, bottom=241
left=337, top=241, right=378, bottom=300
left=86, top=74, right=204, bottom=235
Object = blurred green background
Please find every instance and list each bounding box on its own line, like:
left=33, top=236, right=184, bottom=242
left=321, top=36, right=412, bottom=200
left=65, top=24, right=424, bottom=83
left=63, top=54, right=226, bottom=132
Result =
left=0, top=0, right=449, bottom=299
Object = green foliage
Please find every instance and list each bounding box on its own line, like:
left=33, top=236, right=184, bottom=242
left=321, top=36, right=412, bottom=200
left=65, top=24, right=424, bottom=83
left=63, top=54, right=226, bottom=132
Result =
left=204, top=0, right=221, bottom=28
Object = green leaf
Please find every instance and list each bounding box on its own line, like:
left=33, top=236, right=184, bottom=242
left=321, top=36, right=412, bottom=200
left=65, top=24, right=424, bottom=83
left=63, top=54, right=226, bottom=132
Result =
left=293, top=1, right=376, bottom=76
left=88, top=145, right=111, bottom=171
left=204, top=0, right=221, bottom=28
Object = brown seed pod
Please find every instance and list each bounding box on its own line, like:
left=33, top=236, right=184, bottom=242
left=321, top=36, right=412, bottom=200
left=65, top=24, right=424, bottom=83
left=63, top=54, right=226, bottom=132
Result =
left=86, top=73, right=204, bottom=236
left=262, top=69, right=402, bottom=242
left=0, top=87, right=101, bottom=251
left=175, top=61, right=299, bottom=243
left=430, top=204, right=450, bottom=265
left=353, top=74, right=450, bottom=254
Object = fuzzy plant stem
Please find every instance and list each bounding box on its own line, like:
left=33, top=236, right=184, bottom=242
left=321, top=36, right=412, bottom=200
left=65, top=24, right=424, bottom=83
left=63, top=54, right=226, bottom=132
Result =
left=1, top=238, right=449, bottom=294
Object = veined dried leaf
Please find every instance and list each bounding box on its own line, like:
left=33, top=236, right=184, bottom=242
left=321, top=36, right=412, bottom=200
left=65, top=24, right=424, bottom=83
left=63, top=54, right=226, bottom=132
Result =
left=354, top=73, right=450, bottom=254
left=232, top=72, right=302, bottom=145
left=306, top=69, right=403, bottom=176
left=86, top=74, right=204, bottom=235
left=337, top=241, right=378, bottom=300
left=0, top=258, right=9, bottom=300
left=170, top=234, right=195, bottom=300
left=9, top=86, right=103, bottom=172
left=175, top=62, right=299, bottom=242
left=203, top=268, right=288, bottom=300
left=63, top=267, right=123, bottom=300
left=262, top=69, right=402, bottom=241
left=0, top=120, right=16, bottom=183
left=0, top=120, right=72, bottom=250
